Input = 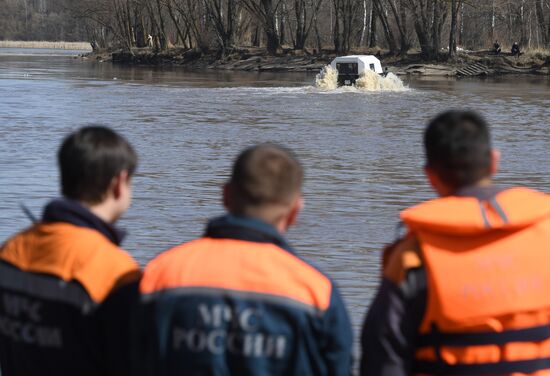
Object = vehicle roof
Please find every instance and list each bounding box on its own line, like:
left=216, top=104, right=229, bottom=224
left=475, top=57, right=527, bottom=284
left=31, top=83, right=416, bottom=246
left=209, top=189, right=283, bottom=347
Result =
left=332, top=55, right=381, bottom=63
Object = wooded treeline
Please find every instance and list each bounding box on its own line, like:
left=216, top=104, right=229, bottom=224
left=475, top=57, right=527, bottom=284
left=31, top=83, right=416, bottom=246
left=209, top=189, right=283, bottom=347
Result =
left=0, top=0, right=87, bottom=41
left=2, top=0, right=550, bottom=59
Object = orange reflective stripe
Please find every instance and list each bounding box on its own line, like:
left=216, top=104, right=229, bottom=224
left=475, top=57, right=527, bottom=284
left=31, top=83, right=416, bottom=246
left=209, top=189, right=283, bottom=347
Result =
left=0, top=223, right=140, bottom=303
left=141, top=238, right=332, bottom=311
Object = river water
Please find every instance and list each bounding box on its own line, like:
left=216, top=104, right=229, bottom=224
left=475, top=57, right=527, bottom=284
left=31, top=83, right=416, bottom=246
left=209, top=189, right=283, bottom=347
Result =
left=1, top=48, right=550, bottom=354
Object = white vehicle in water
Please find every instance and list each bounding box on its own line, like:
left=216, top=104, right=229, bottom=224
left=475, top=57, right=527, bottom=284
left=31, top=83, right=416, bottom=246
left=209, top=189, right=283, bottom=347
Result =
left=330, top=55, right=384, bottom=86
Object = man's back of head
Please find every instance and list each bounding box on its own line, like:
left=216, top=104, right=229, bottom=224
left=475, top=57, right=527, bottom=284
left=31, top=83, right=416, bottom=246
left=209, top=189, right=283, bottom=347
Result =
left=59, top=126, right=137, bottom=203
left=225, top=143, right=303, bottom=231
left=424, top=110, right=494, bottom=196
left=56, top=126, right=137, bottom=224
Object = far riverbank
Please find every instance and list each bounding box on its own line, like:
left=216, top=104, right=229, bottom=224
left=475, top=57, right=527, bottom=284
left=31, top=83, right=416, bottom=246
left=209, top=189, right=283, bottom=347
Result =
left=85, top=46, right=550, bottom=77
left=0, top=40, right=91, bottom=50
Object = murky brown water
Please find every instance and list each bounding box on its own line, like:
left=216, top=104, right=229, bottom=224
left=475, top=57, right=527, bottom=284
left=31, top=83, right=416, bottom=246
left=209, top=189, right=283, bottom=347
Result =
left=1, top=49, right=550, bottom=354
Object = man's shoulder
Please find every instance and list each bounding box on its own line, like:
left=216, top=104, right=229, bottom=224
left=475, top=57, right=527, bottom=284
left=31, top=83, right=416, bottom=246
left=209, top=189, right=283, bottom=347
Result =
left=0, top=223, right=140, bottom=303
left=42, top=222, right=138, bottom=269
left=141, top=237, right=334, bottom=312
left=383, top=234, right=423, bottom=286
left=0, top=222, right=125, bottom=266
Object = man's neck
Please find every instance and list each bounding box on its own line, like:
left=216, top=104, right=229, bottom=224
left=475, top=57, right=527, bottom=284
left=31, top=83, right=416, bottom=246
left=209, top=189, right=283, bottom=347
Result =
left=441, top=178, right=493, bottom=197
left=82, top=201, right=116, bottom=224
left=232, top=211, right=288, bottom=235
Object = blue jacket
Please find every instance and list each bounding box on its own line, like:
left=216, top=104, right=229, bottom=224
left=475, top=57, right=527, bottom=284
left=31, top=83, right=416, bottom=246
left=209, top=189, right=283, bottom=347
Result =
left=138, top=214, right=353, bottom=375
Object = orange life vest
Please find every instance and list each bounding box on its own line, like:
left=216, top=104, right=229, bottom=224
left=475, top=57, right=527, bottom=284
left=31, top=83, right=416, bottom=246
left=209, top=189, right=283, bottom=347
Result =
left=401, top=187, right=550, bottom=375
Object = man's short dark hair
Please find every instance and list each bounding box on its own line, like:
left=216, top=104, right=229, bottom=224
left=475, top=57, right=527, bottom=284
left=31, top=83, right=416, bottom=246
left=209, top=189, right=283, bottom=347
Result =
left=228, top=144, right=303, bottom=213
left=58, top=126, right=137, bottom=204
left=424, top=110, right=492, bottom=190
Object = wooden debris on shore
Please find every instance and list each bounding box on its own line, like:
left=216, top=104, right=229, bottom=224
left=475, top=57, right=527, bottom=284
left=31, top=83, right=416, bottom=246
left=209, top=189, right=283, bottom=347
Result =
left=396, top=64, right=456, bottom=77
left=456, top=62, right=493, bottom=77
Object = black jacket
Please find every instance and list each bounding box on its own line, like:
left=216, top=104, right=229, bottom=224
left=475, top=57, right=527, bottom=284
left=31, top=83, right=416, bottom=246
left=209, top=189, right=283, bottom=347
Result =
left=0, top=199, right=140, bottom=376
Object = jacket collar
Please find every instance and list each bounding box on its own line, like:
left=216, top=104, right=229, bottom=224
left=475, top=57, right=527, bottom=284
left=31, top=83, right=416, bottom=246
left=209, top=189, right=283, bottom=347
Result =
left=205, top=214, right=295, bottom=254
left=402, top=186, right=550, bottom=235
left=454, top=185, right=505, bottom=201
left=41, top=198, right=126, bottom=246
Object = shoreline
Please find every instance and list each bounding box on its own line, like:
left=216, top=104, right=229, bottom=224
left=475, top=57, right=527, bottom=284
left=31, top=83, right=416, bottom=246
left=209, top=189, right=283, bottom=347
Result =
left=0, top=40, right=91, bottom=50
left=83, top=47, right=550, bottom=77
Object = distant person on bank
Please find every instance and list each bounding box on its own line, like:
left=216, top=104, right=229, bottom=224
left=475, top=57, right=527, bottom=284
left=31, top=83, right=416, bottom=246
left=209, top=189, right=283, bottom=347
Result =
left=511, top=41, right=521, bottom=56
left=493, top=40, right=501, bottom=54
left=0, top=127, right=141, bottom=376
left=138, top=144, right=353, bottom=375
left=361, top=111, right=550, bottom=375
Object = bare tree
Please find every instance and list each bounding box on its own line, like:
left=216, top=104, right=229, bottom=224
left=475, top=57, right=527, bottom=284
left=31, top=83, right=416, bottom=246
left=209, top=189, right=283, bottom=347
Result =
left=289, top=0, right=324, bottom=50
left=536, top=0, right=550, bottom=46
left=331, top=0, right=359, bottom=53
left=448, top=0, right=463, bottom=57
left=241, top=0, right=283, bottom=54
left=203, top=0, right=240, bottom=53
left=405, top=0, right=448, bottom=59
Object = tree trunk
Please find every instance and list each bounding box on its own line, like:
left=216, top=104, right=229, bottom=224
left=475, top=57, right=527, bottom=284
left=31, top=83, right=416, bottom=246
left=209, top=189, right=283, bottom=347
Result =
left=295, top=0, right=306, bottom=49
left=155, top=0, right=169, bottom=49
left=314, top=14, right=322, bottom=53
left=227, top=0, right=237, bottom=48
left=166, top=0, right=186, bottom=48
left=373, top=0, right=397, bottom=55
left=241, top=0, right=281, bottom=54
left=535, top=0, right=550, bottom=46
left=279, top=3, right=286, bottom=46
left=332, top=0, right=341, bottom=52
left=458, top=1, right=464, bottom=46
left=359, top=0, right=368, bottom=47
left=369, top=4, right=377, bottom=47
left=387, top=0, right=410, bottom=55
left=253, top=24, right=260, bottom=46
left=448, top=0, right=458, bottom=58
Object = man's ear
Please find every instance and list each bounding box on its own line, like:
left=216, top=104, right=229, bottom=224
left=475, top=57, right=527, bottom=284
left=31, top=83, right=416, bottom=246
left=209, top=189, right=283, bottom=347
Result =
left=424, top=166, right=449, bottom=197
left=222, top=183, right=231, bottom=210
left=490, top=149, right=500, bottom=176
left=112, top=170, right=129, bottom=200
left=285, top=195, right=304, bottom=230
left=424, top=166, right=439, bottom=191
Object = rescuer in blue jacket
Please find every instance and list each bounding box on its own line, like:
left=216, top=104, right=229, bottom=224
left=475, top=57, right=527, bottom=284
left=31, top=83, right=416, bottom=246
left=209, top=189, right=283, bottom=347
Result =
left=138, top=144, right=353, bottom=375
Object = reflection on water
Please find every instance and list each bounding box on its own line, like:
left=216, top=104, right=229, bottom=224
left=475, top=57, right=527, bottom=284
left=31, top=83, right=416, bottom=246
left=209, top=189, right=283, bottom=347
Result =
left=1, top=49, right=550, bottom=355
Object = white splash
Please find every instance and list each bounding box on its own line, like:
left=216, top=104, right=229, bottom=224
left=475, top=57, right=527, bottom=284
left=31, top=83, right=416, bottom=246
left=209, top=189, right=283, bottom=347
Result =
left=355, top=69, right=406, bottom=91
left=315, top=65, right=407, bottom=91
left=315, top=65, right=339, bottom=90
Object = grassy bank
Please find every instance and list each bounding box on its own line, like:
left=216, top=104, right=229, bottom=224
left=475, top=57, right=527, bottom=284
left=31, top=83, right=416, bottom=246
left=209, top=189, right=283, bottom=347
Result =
left=0, top=40, right=91, bottom=50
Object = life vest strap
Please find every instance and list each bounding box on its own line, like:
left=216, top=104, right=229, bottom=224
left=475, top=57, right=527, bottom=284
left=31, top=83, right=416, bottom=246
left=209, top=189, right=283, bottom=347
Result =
left=413, top=357, right=550, bottom=375
left=417, top=323, right=550, bottom=347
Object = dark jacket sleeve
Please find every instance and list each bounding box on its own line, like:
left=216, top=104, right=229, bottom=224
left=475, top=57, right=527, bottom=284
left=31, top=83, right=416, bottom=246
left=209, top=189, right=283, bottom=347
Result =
left=322, top=285, right=354, bottom=375
left=92, top=277, right=142, bottom=376
left=360, top=269, right=427, bottom=376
